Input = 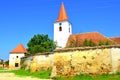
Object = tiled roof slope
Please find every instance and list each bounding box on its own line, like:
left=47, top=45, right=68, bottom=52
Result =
left=56, top=3, right=68, bottom=22
left=110, top=37, right=120, bottom=45
left=66, top=32, right=114, bottom=47
left=10, top=44, right=27, bottom=53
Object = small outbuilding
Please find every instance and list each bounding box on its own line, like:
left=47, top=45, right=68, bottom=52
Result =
left=9, top=44, right=28, bottom=70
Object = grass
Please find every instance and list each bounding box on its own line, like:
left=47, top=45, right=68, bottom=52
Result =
left=0, top=67, right=4, bottom=70
left=11, top=69, right=51, bottom=79
left=1, top=68, right=120, bottom=80
left=52, top=73, right=120, bottom=80
left=0, top=67, right=7, bottom=70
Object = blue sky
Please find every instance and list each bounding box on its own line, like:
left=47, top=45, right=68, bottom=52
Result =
left=0, top=0, right=120, bottom=60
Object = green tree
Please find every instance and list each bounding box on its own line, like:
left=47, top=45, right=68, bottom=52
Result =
left=27, top=34, right=56, bottom=54
left=5, top=60, right=9, bottom=64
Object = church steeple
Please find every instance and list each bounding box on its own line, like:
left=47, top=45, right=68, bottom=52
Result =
left=56, top=3, right=68, bottom=22
left=54, top=2, right=72, bottom=48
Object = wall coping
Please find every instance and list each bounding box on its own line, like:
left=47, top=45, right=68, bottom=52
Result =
left=54, top=45, right=120, bottom=52
left=22, top=45, right=120, bottom=57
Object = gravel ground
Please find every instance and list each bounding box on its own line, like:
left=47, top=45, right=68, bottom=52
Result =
left=0, top=73, right=52, bottom=80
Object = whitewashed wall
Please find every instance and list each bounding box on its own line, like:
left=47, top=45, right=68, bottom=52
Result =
left=54, top=21, right=72, bottom=48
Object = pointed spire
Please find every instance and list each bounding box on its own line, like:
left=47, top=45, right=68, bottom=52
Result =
left=56, top=2, right=68, bottom=22
left=10, top=44, right=27, bottom=53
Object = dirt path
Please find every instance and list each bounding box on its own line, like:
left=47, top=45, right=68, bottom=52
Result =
left=0, top=73, right=52, bottom=80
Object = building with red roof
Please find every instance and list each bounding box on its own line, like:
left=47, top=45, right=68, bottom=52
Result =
left=66, top=32, right=116, bottom=47
left=9, top=44, right=28, bottom=70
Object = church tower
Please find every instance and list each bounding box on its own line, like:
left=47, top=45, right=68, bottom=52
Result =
left=54, top=3, right=72, bottom=48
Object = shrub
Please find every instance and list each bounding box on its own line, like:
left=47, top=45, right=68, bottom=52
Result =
left=83, top=39, right=96, bottom=47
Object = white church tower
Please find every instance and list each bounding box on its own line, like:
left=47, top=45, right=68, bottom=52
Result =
left=54, top=3, right=72, bottom=48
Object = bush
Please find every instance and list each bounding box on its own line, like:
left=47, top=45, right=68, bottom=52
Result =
left=0, top=62, right=3, bottom=64
left=99, top=40, right=115, bottom=46
left=83, top=39, right=96, bottom=47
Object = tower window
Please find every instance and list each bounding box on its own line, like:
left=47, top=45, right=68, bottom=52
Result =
left=16, top=56, right=18, bottom=58
left=69, top=27, right=70, bottom=33
left=59, top=26, right=62, bottom=31
left=59, top=23, right=62, bottom=26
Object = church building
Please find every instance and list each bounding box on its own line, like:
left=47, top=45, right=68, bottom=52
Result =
left=54, top=3, right=120, bottom=48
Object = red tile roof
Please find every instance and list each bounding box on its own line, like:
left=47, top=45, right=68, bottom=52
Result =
left=56, top=3, right=68, bottom=22
left=66, top=32, right=114, bottom=47
left=110, top=37, right=120, bottom=45
left=10, top=44, right=27, bottom=53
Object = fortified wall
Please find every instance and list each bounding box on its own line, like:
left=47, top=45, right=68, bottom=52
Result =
left=22, top=45, right=120, bottom=76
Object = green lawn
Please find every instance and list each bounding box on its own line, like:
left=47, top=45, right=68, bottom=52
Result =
left=11, top=69, right=51, bottom=79
left=1, top=69, right=120, bottom=80
left=53, top=73, right=120, bottom=80
left=0, top=67, right=6, bottom=70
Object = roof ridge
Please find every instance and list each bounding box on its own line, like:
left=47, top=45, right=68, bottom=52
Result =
left=71, top=31, right=99, bottom=35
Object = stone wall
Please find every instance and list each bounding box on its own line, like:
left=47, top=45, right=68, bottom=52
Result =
left=26, top=46, right=120, bottom=76
left=53, top=49, right=112, bottom=76
left=30, top=54, right=54, bottom=73
left=111, top=48, right=120, bottom=73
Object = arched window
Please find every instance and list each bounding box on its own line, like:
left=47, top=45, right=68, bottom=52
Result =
left=69, top=27, right=70, bottom=33
left=59, top=26, right=62, bottom=31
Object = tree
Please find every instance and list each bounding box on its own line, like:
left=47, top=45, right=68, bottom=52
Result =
left=27, top=34, right=56, bottom=54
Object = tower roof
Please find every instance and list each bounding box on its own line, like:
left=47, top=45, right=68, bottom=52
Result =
left=10, top=44, right=28, bottom=53
left=56, top=3, right=68, bottom=22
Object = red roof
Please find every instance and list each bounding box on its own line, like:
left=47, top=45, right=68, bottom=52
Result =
left=56, top=3, right=68, bottom=22
left=66, top=32, right=113, bottom=47
left=110, top=37, right=120, bottom=45
left=10, top=44, right=27, bottom=53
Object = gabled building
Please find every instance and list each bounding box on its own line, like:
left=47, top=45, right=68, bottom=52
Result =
left=66, top=32, right=115, bottom=47
left=9, top=44, right=28, bottom=70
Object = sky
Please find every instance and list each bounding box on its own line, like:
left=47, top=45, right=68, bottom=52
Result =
left=0, top=0, right=120, bottom=60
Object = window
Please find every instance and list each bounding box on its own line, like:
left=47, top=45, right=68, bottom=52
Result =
left=69, top=27, right=70, bottom=33
left=15, top=63, right=19, bottom=67
left=59, top=26, right=62, bottom=31
left=16, top=56, right=18, bottom=58
left=59, top=23, right=62, bottom=26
